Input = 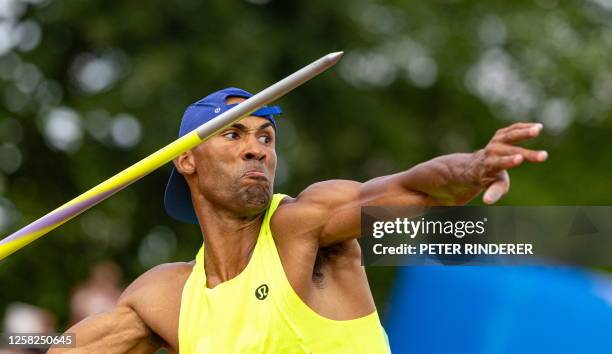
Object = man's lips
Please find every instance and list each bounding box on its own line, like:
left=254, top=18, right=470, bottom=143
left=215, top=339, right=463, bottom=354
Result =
left=243, top=170, right=267, bottom=179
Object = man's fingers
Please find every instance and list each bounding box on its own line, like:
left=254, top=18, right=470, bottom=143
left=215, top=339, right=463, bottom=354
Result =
left=486, top=154, right=524, bottom=172
left=495, top=122, right=541, bottom=136
left=483, top=171, right=510, bottom=204
left=496, top=124, right=543, bottom=144
left=480, top=122, right=544, bottom=205
left=483, top=182, right=505, bottom=204
left=488, top=144, right=548, bottom=163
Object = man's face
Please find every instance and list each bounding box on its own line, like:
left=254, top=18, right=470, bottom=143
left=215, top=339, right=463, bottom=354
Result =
left=177, top=98, right=277, bottom=218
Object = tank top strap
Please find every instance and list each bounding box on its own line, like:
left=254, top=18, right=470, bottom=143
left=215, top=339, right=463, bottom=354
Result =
left=193, top=243, right=205, bottom=278
left=259, top=193, right=288, bottom=242
left=263, top=194, right=288, bottom=227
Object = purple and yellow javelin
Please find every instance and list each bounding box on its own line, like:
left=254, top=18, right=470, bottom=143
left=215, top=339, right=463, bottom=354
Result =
left=0, top=52, right=344, bottom=261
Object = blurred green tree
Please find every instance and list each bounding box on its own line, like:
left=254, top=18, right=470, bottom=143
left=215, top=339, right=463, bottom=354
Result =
left=0, top=0, right=610, bottom=328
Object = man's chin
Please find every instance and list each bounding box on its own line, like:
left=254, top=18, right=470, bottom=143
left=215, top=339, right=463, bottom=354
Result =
left=241, top=184, right=272, bottom=210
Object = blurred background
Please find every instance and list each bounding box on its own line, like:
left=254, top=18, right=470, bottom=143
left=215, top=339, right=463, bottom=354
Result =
left=0, top=0, right=610, bottom=352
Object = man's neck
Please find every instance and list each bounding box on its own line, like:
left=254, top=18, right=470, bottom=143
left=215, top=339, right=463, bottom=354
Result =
left=196, top=202, right=266, bottom=288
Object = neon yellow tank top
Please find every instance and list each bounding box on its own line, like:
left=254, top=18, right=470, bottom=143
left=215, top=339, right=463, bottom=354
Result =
left=178, top=194, right=391, bottom=353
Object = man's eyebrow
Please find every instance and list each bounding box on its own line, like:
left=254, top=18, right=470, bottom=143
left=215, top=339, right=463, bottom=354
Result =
left=229, top=123, right=248, bottom=131
left=228, top=122, right=274, bottom=131
left=258, top=122, right=274, bottom=131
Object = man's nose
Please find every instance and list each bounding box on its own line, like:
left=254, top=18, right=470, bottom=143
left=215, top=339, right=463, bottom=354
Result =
left=242, top=136, right=266, bottom=161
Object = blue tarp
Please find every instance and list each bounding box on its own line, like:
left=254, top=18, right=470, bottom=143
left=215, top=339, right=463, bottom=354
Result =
left=384, top=266, right=612, bottom=354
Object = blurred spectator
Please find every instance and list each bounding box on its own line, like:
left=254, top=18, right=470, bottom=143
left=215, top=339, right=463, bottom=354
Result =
left=69, top=261, right=124, bottom=325
left=1, top=302, right=56, bottom=354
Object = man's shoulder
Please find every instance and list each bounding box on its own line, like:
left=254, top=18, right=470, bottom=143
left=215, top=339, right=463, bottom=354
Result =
left=119, top=261, right=194, bottom=306
left=277, top=180, right=360, bottom=205
left=272, top=180, right=360, bottom=229
left=274, top=180, right=360, bottom=214
left=113, top=262, right=193, bottom=350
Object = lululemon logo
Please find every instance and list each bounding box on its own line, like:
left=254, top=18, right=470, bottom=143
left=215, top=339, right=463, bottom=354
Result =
left=255, top=284, right=269, bottom=300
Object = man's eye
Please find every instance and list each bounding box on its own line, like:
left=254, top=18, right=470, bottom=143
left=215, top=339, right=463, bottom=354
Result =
left=224, top=132, right=239, bottom=140
left=258, top=135, right=271, bottom=144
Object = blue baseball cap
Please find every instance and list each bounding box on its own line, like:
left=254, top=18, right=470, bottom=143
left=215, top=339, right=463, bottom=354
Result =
left=164, top=87, right=283, bottom=224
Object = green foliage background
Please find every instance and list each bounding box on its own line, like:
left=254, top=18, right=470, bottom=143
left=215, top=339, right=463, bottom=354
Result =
left=0, top=0, right=610, bottom=328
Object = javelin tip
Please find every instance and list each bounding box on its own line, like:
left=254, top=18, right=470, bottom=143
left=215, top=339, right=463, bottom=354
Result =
left=326, top=51, right=344, bottom=64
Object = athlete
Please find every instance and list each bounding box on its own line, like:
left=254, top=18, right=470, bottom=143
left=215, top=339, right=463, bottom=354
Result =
left=49, top=87, right=547, bottom=353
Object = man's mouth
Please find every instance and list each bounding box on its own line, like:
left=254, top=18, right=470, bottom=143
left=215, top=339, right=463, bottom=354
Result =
left=243, top=170, right=267, bottom=180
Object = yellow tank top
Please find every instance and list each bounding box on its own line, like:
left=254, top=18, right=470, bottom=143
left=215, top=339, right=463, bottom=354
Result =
left=178, top=194, right=391, bottom=353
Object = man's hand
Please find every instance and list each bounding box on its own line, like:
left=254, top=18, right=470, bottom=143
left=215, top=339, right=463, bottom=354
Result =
left=472, top=122, right=548, bottom=204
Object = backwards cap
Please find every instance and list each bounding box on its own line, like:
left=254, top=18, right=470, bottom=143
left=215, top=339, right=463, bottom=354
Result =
left=164, top=87, right=283, bottom=224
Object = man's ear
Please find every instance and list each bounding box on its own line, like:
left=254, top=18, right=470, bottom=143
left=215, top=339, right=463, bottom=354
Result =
left=174, top=151, right=196, bottom=175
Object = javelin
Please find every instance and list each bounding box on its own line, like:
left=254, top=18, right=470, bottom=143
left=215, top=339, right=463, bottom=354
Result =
left=0, top=51, right=344, bottom=261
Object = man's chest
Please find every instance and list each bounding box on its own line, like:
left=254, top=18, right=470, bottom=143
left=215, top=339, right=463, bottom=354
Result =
left=275, top=238, right=374, bottom=316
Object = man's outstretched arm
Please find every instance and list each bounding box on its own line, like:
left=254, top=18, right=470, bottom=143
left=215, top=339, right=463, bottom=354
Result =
left=273, top=122, right=547, bottom=246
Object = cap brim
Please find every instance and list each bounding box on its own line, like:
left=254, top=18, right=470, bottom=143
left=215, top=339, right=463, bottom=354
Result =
left=164, top=167, right=199, bottom=224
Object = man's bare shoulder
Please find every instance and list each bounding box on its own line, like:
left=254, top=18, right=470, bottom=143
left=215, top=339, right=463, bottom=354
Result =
left=271, top=180, right=361, bottom=241
left=279, top=180, right=361, bottom=206
left=273, top=180, right=360, bottom=219
left=120, top=261, right=194, bottom=307
left=117, top=261, right=195, bottom=349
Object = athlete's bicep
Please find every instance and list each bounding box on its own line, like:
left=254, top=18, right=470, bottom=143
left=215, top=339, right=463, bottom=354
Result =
left=274, top=178, right=426, bottom=246
left=48, top=304, right=161, bottom=353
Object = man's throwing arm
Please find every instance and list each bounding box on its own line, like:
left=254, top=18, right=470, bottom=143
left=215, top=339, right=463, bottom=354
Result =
left=273, top=122, right=547, bottom=246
